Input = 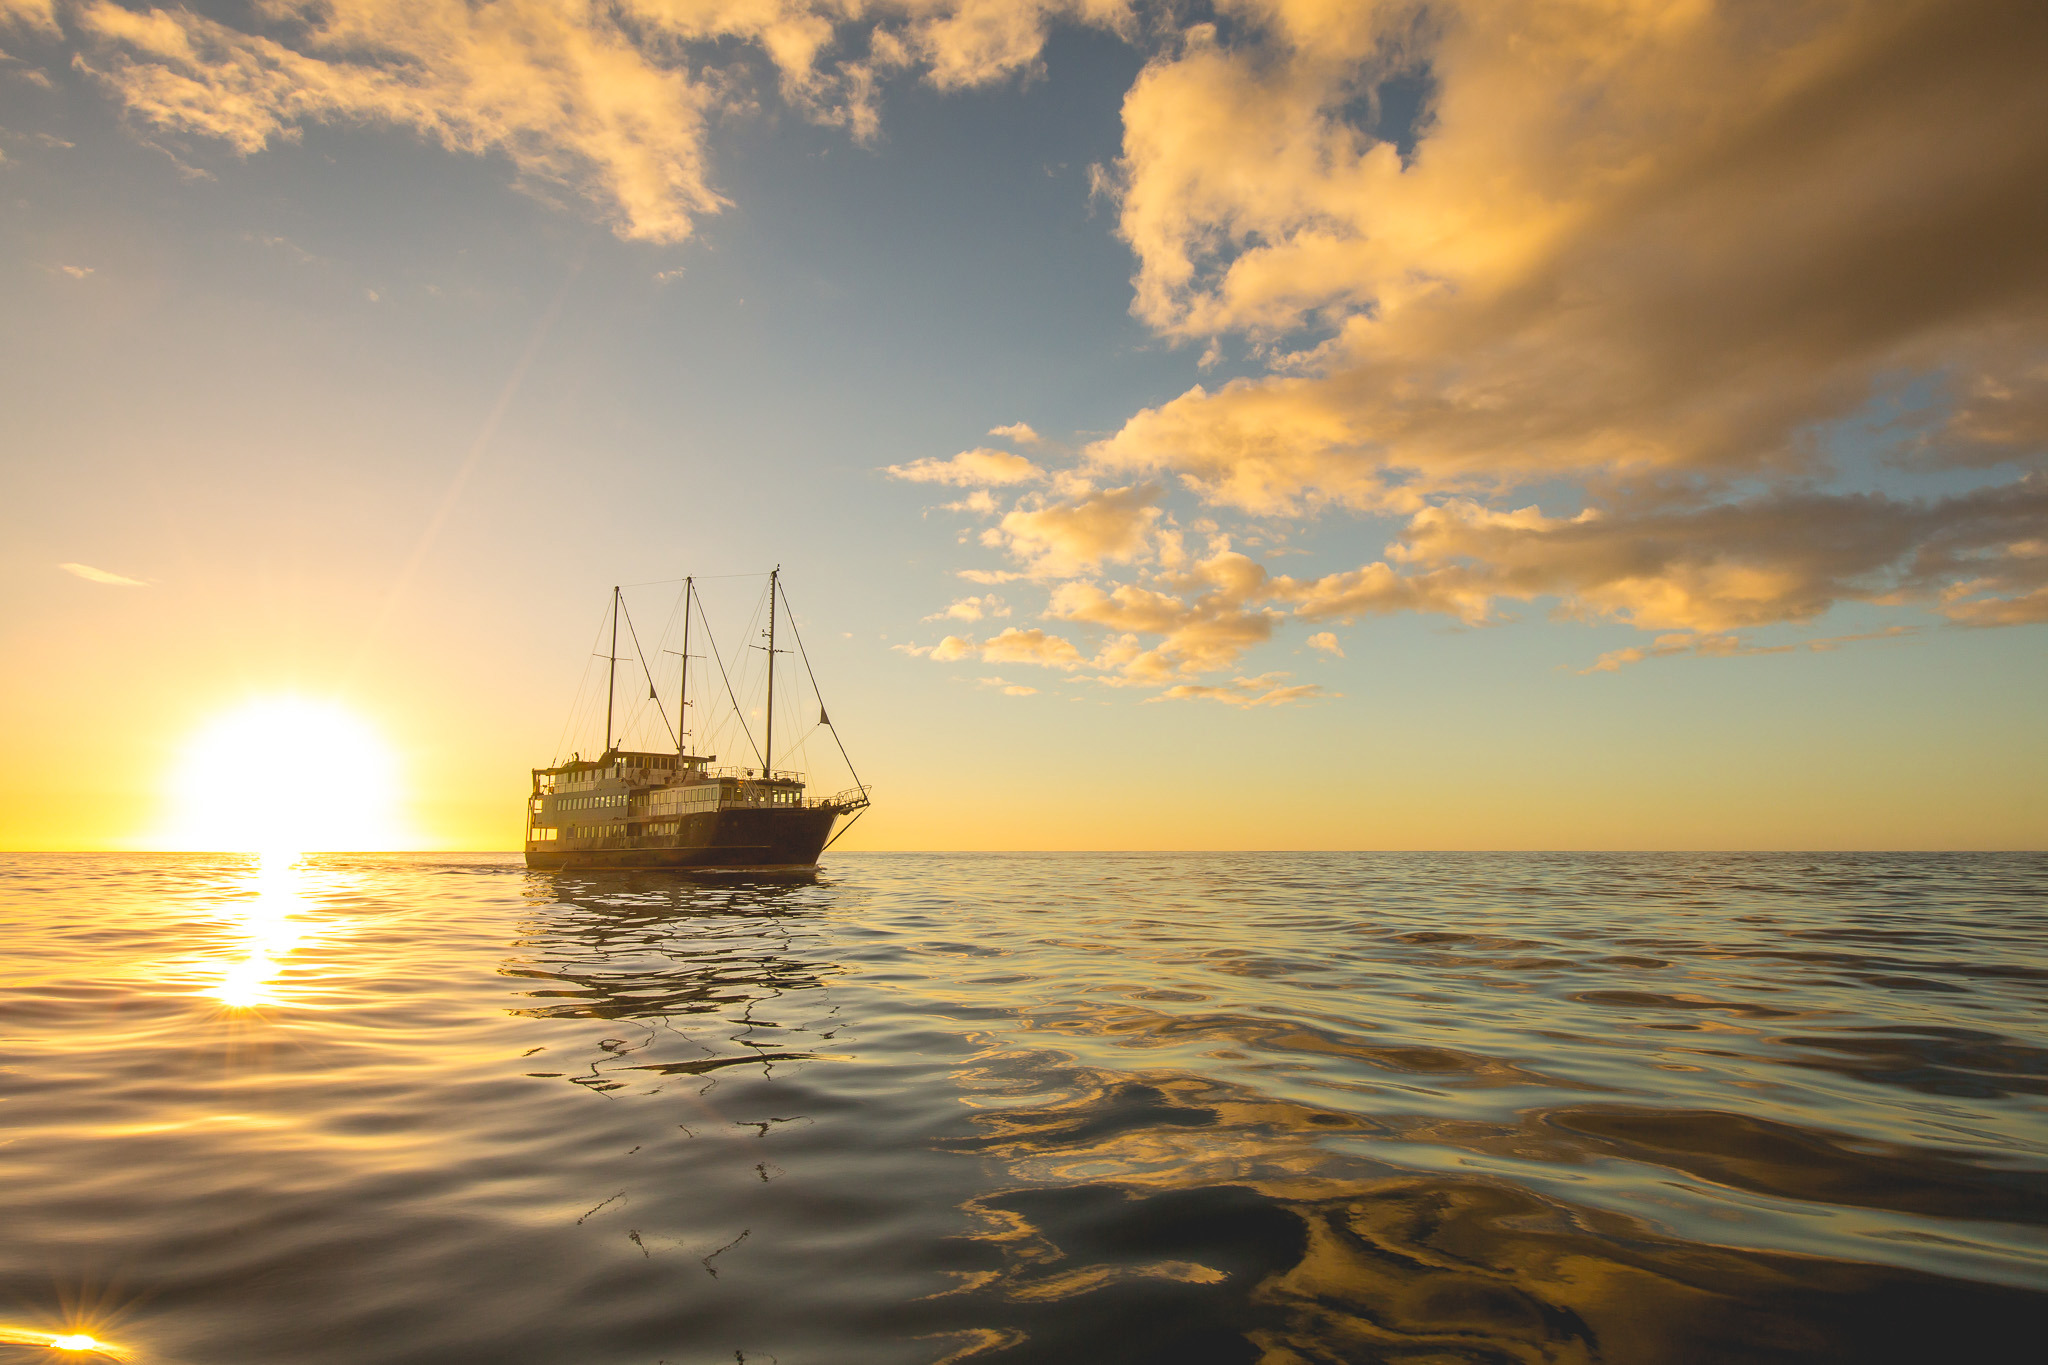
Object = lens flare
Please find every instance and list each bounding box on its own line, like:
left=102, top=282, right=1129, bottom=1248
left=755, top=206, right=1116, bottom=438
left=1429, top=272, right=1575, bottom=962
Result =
left=0, top=1326, right=126, bottom=1358
left=160, top=697, right=408, bottom=853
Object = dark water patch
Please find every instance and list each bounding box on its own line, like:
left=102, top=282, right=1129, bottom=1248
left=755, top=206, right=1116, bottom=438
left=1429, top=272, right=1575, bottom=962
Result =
left=1570, top=989, right=1806, bottom=1019
left=1771, top=1026, right=2048, bottom=1099
left=916, top=1174, right=2046, bottom=1365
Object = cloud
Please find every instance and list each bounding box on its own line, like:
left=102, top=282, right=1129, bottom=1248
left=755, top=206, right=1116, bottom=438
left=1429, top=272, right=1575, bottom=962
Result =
left=1093, top=0, right=2048, bottom=505
left=1305, top=631, right=1342, bottom=656
left=887, top=446, right=1043, bottom=485
left=1045, top=548, right=1278, bottom=677
left=980, top=626, right=1087, bottom=669
left=925, top=593, right=1010, bottom=621
left=69, top=1, right=1132, bottom=243
left=1, top=0, right=58, bottom=34
left=1579, top=625, right=1916, bottom=673
left=58, top=264, right=92, bottom=278
left=942, top=489, right=999, bottom=514
left=992, top=481, right=1164, bottom=577
left=977, top=675, right=1038, bottom=696
left=1149, top=673, right=1327, bottom=708
left=988, top=421, right=1041, bottom=444
left=1270, top=481, right=2048, bottom=634
left=74, top=0, right=725, bottom=243
left=59, top=561, right=146, bottom=585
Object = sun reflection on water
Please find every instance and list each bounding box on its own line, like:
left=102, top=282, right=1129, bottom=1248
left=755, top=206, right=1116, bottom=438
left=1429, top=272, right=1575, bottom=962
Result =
left=203, top=852, right=316, bottom=1011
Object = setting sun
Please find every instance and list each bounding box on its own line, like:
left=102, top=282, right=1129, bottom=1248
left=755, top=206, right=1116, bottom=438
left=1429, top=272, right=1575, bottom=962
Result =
left=160, top=698, right=408, bottom=853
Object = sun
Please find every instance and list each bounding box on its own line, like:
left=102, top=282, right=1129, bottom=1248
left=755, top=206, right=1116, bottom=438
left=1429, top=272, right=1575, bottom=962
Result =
left=160, top=697, right=408, bottom=854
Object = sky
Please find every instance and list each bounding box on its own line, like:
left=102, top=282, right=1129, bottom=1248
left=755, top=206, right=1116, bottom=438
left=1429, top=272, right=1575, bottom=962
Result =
left=1, top=0, right=2044, bottom=851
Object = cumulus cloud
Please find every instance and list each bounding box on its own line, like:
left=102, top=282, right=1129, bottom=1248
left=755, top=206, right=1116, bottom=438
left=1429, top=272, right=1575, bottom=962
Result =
left=887, top=446, right=1043, bottom=485
left=1, top=0, right=58, bottom=33
left=59, top=561, right=146, bottom=585
left=991, top=481, right=1164, bottom=577
left=925, top=593, right=1010, bottom=621
left=1045, top=548, right=1277, bottom=677
left=1093, top=0, right=2048, bottom=503
left=1305, top=631, right=1341, bottom=656
left=980, top=625, right=1087, bottom=669
left=68, top=0, right=1132, bottom=242
left=988, top=421, right=1041, bottom=444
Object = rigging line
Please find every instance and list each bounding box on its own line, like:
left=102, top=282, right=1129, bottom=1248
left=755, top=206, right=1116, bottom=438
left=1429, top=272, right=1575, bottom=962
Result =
left=820, top=806, right=867, bottom=853
left=619, top=597, right=677, bottom=749
left=695, top=587, right=766, bottom=772
left=778, top=580, right=865, bottom=793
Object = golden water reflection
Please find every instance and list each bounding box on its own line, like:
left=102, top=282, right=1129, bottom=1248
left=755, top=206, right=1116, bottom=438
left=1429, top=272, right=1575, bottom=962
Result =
left=202, top=853, right=323, bottom=1010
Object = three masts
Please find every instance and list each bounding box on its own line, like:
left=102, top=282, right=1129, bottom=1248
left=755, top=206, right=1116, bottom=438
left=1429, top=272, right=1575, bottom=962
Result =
left=524, top=569, right=868, bottom=874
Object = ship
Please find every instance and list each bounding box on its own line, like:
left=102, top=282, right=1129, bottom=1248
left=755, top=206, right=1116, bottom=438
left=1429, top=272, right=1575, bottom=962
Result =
left=524, top=568, right=869, bottom=875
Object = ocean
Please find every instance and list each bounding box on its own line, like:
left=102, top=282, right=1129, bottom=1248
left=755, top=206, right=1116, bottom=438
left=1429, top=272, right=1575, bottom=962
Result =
left=2, top=851, right=2044, bottom=1363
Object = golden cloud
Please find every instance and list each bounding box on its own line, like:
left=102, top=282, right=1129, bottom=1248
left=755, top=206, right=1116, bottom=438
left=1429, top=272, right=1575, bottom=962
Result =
left=887, top=446, right=1044, bottom=485
left=69, top=0, right=1129, bottom=241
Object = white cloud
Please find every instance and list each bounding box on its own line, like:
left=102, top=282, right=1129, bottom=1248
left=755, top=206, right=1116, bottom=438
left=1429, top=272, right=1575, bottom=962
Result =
left=1305, top=631, right=1342, bottom=656
left=988, top=421, right=1040, bottom=444
left=59, top=561, right=147, bottom=585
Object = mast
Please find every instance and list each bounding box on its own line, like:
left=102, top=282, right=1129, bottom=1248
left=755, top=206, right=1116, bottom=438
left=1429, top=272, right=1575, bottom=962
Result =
left=678, top=577, right=692, bottom=757
left=763, top=567, right=778, bottom=779
left=604, top=585, right=619, bottom=758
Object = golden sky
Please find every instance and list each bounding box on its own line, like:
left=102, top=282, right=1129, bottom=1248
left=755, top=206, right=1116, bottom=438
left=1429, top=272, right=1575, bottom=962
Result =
left=2, top=0, right=2043, bottom=849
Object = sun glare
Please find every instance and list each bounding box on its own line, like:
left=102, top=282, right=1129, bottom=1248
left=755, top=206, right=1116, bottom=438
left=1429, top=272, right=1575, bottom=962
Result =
left=0, top=1326, right=125, bottom=1359
left=162, top=697, right=407, bottom=853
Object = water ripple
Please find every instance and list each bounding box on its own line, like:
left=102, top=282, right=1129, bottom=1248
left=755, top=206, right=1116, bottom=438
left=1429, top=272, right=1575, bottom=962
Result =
left=0, top=851, right=2043, bottom=1363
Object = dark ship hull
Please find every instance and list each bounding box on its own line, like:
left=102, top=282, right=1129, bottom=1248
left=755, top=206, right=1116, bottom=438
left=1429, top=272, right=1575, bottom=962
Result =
left=525, top=805, right=839, bottom=875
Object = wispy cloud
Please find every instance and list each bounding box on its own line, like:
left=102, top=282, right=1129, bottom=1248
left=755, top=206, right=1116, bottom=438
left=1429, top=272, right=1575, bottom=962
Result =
left=59, top=561, right=147, bottom=586
left=887, top=446, right=1043, bottom=486
left=1149, top=673, right=1328, bottom=708
left=1580, top=626, right=1917, bottom=674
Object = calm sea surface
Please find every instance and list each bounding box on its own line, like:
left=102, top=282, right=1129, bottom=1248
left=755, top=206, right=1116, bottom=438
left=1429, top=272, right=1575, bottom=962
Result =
left=2, top=852, right=2045, bottom=1363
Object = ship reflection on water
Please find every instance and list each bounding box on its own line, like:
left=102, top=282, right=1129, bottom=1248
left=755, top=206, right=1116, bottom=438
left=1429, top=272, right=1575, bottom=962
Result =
left=501, top=859, right=2048, bottom=1364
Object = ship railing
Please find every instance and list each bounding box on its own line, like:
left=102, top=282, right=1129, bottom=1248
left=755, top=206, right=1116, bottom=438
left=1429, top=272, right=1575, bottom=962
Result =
left=705, top=765, right=806, bottom=784
left=821, top=785, right=871, bottom=811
